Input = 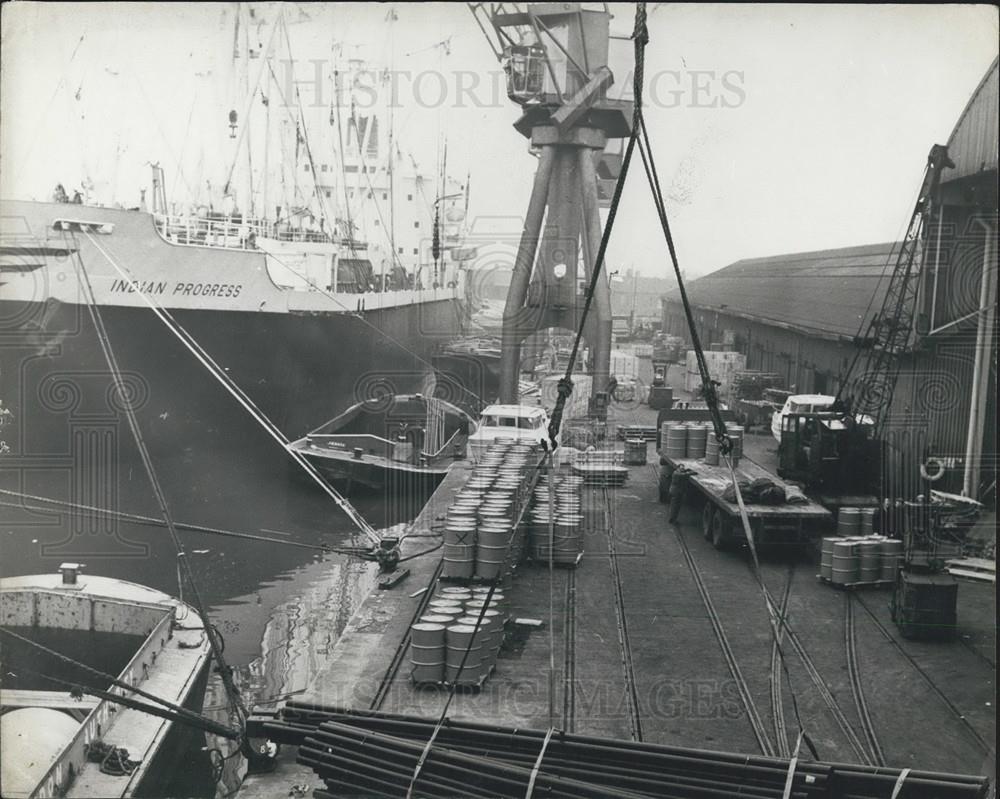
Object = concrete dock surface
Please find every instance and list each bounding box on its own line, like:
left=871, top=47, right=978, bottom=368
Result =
left=238, top=399, right=995, bottom=796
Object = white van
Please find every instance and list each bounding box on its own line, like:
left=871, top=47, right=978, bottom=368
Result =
left=467, top=404, right=555, bottom=462
left=771, top=394, right=836, bottom=442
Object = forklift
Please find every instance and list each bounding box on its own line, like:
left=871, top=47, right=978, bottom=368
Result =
left=647, top=358, right=673, bottom=410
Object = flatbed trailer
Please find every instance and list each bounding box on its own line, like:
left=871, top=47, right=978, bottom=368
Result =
left=662, top=454, right=833, bottom=549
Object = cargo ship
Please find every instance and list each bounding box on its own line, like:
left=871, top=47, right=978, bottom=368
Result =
left=0, top=197, right=464, bottom=459
left=0, top=6, right=472, bottom=466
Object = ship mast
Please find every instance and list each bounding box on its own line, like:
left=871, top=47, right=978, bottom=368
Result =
left=386, top=5, right=398, bottom=292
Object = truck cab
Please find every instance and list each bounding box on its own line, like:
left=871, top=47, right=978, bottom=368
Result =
left=467, top=404, right=555, bottom=462
left=771, top=394, right=836, bottom=442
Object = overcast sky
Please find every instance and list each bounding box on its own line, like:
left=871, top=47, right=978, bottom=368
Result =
left=1, top=2, right=997, bottom=279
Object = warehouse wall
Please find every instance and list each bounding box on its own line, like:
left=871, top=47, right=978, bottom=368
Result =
left=660, top=302, right=857, bottom=395
left=662, top=297, right=997, bottom=505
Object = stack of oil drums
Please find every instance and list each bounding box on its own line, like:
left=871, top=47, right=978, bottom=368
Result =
left=821, top=506, right=903, bottom=587
left=662, top=421, right=739, bottom=468
left=410, top=586, right=510, bottom=687
left=442, top=441, right=538, bottom=582
left=527, top=473, right=585, bottom=565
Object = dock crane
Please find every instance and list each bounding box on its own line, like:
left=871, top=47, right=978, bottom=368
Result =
left=467, top=2, right=631, bottom=415
left=777, top=144, right=974, bottom=639
left=777, top=144, right=955, bottom=497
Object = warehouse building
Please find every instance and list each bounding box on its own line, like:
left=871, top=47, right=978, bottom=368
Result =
left=661, top=57, right=998, bottom=504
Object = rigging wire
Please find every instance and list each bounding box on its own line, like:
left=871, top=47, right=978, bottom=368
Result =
left=66, top=233, right=250, bottom=742
left=0, top=628, right=238, bottom=738
left=0, top=492, right=359, bottom=555
left=1, top=656, right=239, bottom=740
left=80, top=231, right=381, bottom=545
left=634, top=113, right=817, bottom=756
left=535, top=0, right=819, bottom=759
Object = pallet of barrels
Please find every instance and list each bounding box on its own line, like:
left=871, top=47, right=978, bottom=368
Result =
left=409, top=586, right=510, bottom=688
left=820, top=507, right=902, bottom=588
left=660, top=421, right=743, bottom=466
left=441, top=441, right=539, bottom=585
left=527, top=473, right=585, bottom=566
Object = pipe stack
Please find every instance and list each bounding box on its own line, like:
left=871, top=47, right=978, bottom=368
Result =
left=267, top=703, right=990, bottom=799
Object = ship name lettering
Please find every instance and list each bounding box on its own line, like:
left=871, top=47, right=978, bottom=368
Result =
left=110, top=279, right=167, bottom=294
left=171, top=282, right=243, bottom=298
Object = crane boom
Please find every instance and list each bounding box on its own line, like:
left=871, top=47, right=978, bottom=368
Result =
left=836, top=144, right=954, bottom=434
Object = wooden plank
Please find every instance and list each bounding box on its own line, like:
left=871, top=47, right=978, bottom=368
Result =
left=1, top=688, right=99, bottom=712
left=945, top=557, right=995, bottom=573
left=947, top=567, right=996, bottom=583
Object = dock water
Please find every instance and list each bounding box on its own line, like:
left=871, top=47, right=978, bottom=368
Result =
left=238, top=398, right=996, bottom=796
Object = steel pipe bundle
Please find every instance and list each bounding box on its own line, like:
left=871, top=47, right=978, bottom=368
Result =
left=265, top=703, right=990, bottom=799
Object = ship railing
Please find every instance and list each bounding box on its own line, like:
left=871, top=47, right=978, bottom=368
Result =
left=421, top=428, right=464, bottom=461
left=153, top=213, right=335, bottom=250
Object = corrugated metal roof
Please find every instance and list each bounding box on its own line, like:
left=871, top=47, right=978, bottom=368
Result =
left=662, top=242, right=902, bottom=340
left=945, top=57, right=998, bottom=183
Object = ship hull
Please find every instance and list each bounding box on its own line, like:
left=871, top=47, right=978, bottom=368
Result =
left=1, top=200, right=463, bottom=487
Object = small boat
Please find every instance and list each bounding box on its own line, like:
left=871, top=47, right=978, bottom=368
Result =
left=0, top=564, right=213, bottom=798
left=289, top=393, right=477, bottom=491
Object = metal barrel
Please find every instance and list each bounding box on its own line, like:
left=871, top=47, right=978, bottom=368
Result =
left=477, top=527, right=512, bottom=549
left=439, top=587, right=474, bottom=599
left=442, top=543, right=475, bottom=579
left=859, top=538, right=882, bottom=582
left=410, top=623, right=445, bottom=684
left=410, top=622, right=446, bottom=649
left=880, top=538, right=904, bottom=581
left=428, top=599, right=463, bottom=611
left=665, top=424, right=688, bottom=460
left=837, top=507, right=862, bottom=536
left=444, top=520, right=477, bottom=547
left=831, top=540, right=859, bottom=585
left=445, top=624, right=482, bottom=684
left=820, top=537, right=837, bottom=581
left=455, top=616, right=497, bottom=679
left=686, top=423, right=708, bottom=459
left=724, top=423, right=744, bottom=458
left=475, top=543, right=508, bottom=579
left=860, top=507, right=877, bottom=535
left=659, top=421, right=673, bottom=450
left=420, top=614, right=459, bottom=625
left=704, top=434, right=720, bottom=466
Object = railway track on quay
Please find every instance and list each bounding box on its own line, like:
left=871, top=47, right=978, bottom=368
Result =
left=845, top=593, right=886, bottom=766
left=561, top=567, right=578, bottom=732
left=601, top=486, right=644, bottom=742
left=768, top=566, right=794, bottom=758
left=757, top=579, right=876, bottom=766
left=669, top=512, right=777, bottom=757
left=853, top=592, right=995, bottom=756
